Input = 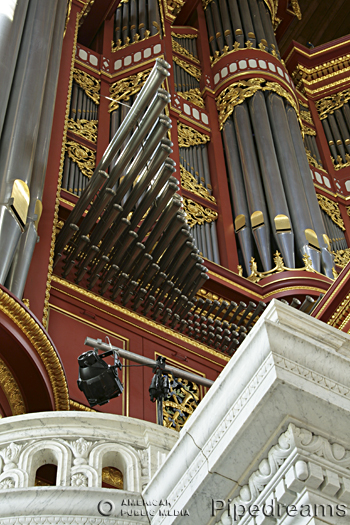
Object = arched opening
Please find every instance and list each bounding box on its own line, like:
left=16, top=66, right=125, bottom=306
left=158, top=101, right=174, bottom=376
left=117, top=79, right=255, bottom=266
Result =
left=102, top=466, right=123, bottom=489
left=35, top=464, right=58, bottom=486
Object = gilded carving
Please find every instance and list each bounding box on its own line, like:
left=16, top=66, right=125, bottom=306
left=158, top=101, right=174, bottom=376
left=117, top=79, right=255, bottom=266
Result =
left=316, top=87, right=350, bottom=120
left=332, top=154, right=350, bottom=171
left=0, top=358, right=25, bottom=415
left=102, top=466, right=123, bottom=489
left=180, top=165, right=216, bottom=203
left=177, top=88, right=205, bottom=108
left=172, top=38, right=200, bottom=64
left=317, top=194, right=345, bottom=231
left=290, top=0, right=302, bottom=19
left=216, top=78, right=299, bottom=130
left=67, top=118, right=98, bottom=143
left=163, top=374, right=200, bottom=431
left=247, top=251, right=322, bottom=283
left=211, top=42, right=240, bottom=67
left=173, top=55, right=201, bottom=82
left=108, top=68, right=152, bottom=112
left=164, top=0, right=185, bottom=19
left=73, top=68, right=100, bottom=105
left=177, top=122, right=210, bottom=147
left=300, top=109, right=314, bottom=126
left=69, top=399, right=96, bottom=412
left=262, top=0, right=280, bottom=29
left=65, top=141, right=96, bottom=178
left=302, top=124, right=316, bottom=136
left=111, top=30, right=152, bottom=53
left=43, top=12, right=80, bottom=330
left=183, top=198, right=218, bottom=228
left=171, top=32, right=197, bottom=39
left=332, top=249, right=350, bottom=268
left=0, top=288, right=69, bottom=411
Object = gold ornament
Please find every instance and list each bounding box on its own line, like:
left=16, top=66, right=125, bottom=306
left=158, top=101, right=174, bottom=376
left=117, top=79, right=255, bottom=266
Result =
left=216, top=77, right=299, bottom=130
left=0, top=357, right=26, bottom=415
left=164, top=0, right=185, bottom=19
left=177, top=122, right=210, bottom=147
left=305, top=148, right=323, bottom=170
left=332, top=249, right=350, bottom=268
left=183, top=198, right=218, bottom=228
left=173, top=55, right=201, bottom=82
left=65, top=141, right=96, bottom=178
left=317, top=194, right=345, bottom=231
left=102, top=467, right=123, bottom=489
left=67, top=118, right=98, bottom=143
left=171, top=32, right=197, bottom=39
left=177, top=88, right=205, bottom=108
left=163, top=374, right=200, bottom=431
left=172, top=38, right=200, bottom=64
left=111, top=29, right=152, bottom=53
left=247, top=250, right=322, bottom=283
left=302, top=124, right=316, bottom=136
left=332, top=153, right=350, bottom=171
left=300, top=109, right=314, bottom=126
left=316, top=87, right=350, bottom=120
left=290, top=0, right=302, bottom=19
left=108, top=68, right=152, bottom=112
left=73, top=68, right=100, bottom=105
left=180, top=165, right=216, bottom=203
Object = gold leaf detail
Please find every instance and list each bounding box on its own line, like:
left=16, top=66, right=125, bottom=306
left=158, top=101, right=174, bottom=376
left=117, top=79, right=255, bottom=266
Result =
left=67, top=119, right=98, bottom=143
left=332, top=249, right=350, bottom=268
left=177, top=88, right=205, bottom=108
left=302, top=124, right=316, bottom=136
left=73, top=68, right=100, bottom=105
left=111, top=29, right=153, bottom=53
left=300, top=109, right=314, bottom=126
left=317, top=194, right=345, bottom=231
left=178, top=122, right=210, bottom=147
left=290, top=0, right=302, bottom=20
left=171, top=32, right=197, bottom=39
left=165, top=0, right=185, bottom=18
left=172, top=38, right=200, bottom=64
left=332, top=154, right=350, bottom=171
left=180, top=165, right=216, bottom=203
left=108, top=68, right=152, bottom=113
left=65, top=141, right=96, bottom=178
left=183, top=198, right=218, bottom=228
left=316, top=87, right=350, bottom=120
left=102, top=466, right=123, bottom=488
left=216, top=78, right=299, bottom=130
left=163, top=374, right=200, bottom=431
left=173, top=55, right=201, bottom=82
left=305, top=148, right=323, bottom=170
left=0, top=357, right=25, bottom=415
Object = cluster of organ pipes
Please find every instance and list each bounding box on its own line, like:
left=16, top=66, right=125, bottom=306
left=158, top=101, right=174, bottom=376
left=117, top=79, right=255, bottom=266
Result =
left=304, top=133, right=323, bottom=168
left=113, top=0, right=162, bottom=48
left=223, top=91, right=335, bottom=279
left=321, top=103, right=350, bottom=165
left=321, top=210, right=348, bottom=252
left=205, top=0, right=280, bottom=58
left=173, top=64, right=200, bottom=92
left=172, top=35, right=198, bottom=59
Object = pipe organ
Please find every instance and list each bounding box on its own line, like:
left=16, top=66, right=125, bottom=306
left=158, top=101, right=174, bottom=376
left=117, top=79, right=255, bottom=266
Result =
left=2, top=0, right=350, bottom=425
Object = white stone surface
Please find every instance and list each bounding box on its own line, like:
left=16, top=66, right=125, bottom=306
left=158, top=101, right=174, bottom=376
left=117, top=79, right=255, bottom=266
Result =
left=143, top=300, right=350, bottom=524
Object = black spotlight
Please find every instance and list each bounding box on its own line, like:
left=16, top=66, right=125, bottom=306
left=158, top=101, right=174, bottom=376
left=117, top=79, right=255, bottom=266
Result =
left=77, top=348, right=123, bottom=407
left=149, top=356, right=170, bottom=424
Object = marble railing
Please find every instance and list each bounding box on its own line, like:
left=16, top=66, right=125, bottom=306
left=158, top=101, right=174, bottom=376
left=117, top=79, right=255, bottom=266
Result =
left=0, top=412, right=178, bottom=493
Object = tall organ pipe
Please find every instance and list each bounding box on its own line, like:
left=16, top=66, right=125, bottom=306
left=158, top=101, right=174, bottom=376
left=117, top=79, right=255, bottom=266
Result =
left=0, top=0, right=58, bottom=285
left=237, top=0, right=256, bottom=47
left=6, top=0, right=67, bottom=297
left=227, top=0, right=244, bottom=47
left=234, top=102, right=272, bottom=271
left=248, top=91, right=295, bottom=268
left=210, top=2, right=225, bottom=52
left=56, top=58, right=170, bottom=253
left=286, top=105, right=335, bottom=278
left=267, top=93, right=321, bottom=271
left=218, top=0, right=233, bottom=49
left=222, top=119, right=254, bottom=274
left=0, top=0, right=29, bottom=137
left=248, top=0, right=266, bottom=45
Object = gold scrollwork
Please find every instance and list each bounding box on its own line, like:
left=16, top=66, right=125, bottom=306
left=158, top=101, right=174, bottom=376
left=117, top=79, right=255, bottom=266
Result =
left=180, top=165, right=216, bottom=203
left=290, top=0, right=302, bottom=19
left=177, top=122, right=210, bottom=147
left=305, top=148, right=323, bottom=170
left=300, top=109, right=314, bottom=126
left=316, top=87, right=350, bottom=121
left=317, top=194, right=345, bottom=231
left=164, top=0, right=185, bottom=19
left=302, top=124, right=316, bottom=136
left=102, top=467, right=123, bottom=489
left=177, top=88, right=205, bottom=108
left=0, top=288, right=69, bottom=411
left=172, top=38, right=200, bottom=64
left=262, top=0, right=280, bottom=29
left=211, top=42, right=241, bottom=67
left=173, top=55, right=201, bottom=82
left=65, top=141, right=96, bottom=178
left=73, top=68, right=100, bottom=105
left=108, top=68, right=152, bottom=113
left=67, top=118, right=98, bottom=143
left=183, top=198, right=218, bottom=228
left=111, top=29, right=153, bottom=53
left=247, top=251, right=320, bottom=284
left=64, top=0, right=72, bottom=38
left=0, top=357, right=26, bottom=415
left=171, top=32, right=197, bottom=39
left=163, top=374, right=200, bottom=431
left=332, top=154, right=350, bottom=171
left=216, top=78, right=299, bottom=130
left=332, top=249, right=350, bottom=268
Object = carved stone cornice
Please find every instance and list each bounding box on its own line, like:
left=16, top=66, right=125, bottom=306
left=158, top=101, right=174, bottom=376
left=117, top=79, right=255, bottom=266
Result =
left=0, top=288, right=69, bottom=411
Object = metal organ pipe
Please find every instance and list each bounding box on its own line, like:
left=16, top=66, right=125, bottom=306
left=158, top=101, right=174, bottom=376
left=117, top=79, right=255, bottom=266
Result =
left=267, top=93, right=321, bottom=271
left=234, top=102, right=272, bottom=271
left=222, top=119, right=254, bottom=274
left=248, top=91, right=295, bottom=268
left=286, top=105, right=335, bottom=278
